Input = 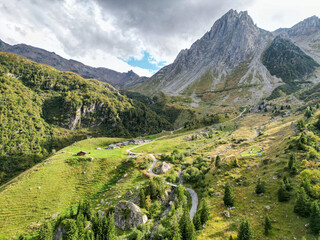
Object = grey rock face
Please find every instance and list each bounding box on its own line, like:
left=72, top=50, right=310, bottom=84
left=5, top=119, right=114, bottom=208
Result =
left=114, top=201, right=148, bottom=230
left=154, top=162, right=172, bottom=174
left=137, top=10, right=281, bottom=106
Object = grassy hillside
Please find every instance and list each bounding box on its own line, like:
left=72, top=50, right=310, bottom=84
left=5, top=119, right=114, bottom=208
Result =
left=0, top=52, right=172, bottom=184
left=0, top=137, right=147, bottom=238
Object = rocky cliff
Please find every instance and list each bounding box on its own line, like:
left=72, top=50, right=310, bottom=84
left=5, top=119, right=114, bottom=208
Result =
left=135, top=10, right=283, bottom=106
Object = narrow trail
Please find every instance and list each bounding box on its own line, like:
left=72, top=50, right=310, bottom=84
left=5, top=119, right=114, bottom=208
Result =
left=148, top=154, right=198, bottom=220
left=127, top=138, right=198, bottom=220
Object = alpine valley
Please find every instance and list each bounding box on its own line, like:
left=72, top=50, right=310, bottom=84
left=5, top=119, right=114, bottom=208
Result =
left=1, top=9, right=320, bottom=240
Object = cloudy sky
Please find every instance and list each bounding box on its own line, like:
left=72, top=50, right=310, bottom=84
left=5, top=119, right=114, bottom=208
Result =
left=0, top=0, right=319, bottom=76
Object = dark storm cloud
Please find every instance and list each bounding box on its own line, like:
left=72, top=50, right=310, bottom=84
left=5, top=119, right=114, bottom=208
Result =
left=0, top=0, right=253, bottom=62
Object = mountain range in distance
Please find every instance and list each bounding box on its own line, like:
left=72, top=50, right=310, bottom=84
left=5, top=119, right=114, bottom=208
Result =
left=0, top=39, right=147, bottom=89
left=1, top=10, right=320, bottom=107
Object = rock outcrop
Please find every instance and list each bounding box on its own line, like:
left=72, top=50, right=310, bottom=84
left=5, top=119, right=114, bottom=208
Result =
left=114, top=201, right=148, bottom=230
left=154, top=162, right=172, bottom=174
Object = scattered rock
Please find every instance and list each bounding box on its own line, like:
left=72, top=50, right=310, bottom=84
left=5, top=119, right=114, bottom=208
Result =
left=114, top=201, right=148, bottom=230
left=215, top=192, right=222, bottom=197
left=123, top=173, right=128, bottom=178
left=100, top=199, right=104, bottom=204
left=37, top=186, right=41, bottom=189
left=265, top=205, right=271, bottom=211
left=154, top=162, right=173, bottom=174
left=117, top=179, right=123, bottom=183
left=305, top=223, right=309, bottom=228
left=52, top=213, right=59, bottom=219
left=124, top=191, right=133, bottom=198
left=96, top=147, right=101, bottom=150
left=89, top=157, right=94, bottom=161
left=82, top=171, right=86, bottom=174
left=272, top=175, right=278, bottom=180
left=222, top=211, right=230, bottom=218
left=114, top=166, right=117, bottom=169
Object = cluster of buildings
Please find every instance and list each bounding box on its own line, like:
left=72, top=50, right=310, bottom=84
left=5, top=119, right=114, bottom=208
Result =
left=107, top=139, right=150, bottom=149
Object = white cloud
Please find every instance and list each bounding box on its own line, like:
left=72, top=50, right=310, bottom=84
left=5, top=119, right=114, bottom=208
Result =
left=0, top=0, right=319, bottom=78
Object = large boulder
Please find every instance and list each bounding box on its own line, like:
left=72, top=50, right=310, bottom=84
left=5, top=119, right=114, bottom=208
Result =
left=154, top=162, right=172, bottom=174
left=114, top=201, right=148, bottom=230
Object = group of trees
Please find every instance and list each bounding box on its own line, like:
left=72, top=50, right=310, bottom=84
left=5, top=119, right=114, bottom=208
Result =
left=160, top=150, right=185, bottom=164
left=31, top=201, right=117, bottom=240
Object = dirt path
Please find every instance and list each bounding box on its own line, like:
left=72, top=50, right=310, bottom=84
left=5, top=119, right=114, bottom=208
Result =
left=148, top=154, right=198, bottom=219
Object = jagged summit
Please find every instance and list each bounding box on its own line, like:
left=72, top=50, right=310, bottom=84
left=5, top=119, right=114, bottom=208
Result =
left=135, top=9, right=279, bottom=106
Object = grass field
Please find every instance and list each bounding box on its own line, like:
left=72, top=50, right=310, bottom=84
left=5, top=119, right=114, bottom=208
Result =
left=0, top=137, right=147, bottom=239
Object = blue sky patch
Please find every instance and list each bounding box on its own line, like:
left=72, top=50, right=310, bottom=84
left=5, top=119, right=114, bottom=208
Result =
left=121, top=51, right=166, bottom=73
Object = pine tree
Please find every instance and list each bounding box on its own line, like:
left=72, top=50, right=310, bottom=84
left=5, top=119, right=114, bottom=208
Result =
left=255, top=178, right=265, bottom=194
left=288, top=153, right=296, bottom=169
left=200, top=200, right=209, bottom=225
left=283, top=176, right=293, bottom=191
left=146, top=195, right=152, bottom=210
left=300, top=178, right=311, bottom=196
left=233, top=158, right=240, bottom=168
left=290, top=164, right=298, bottom=175
left=193, top=211, right=202, bottom=230
left=294, top=187, right=310, bottom=217
left=104, top=213, right=117, bottom=240
left=215, top=155, right=221, bottom=168
left=38, top=222, right=53, bottom=240
left=237, top=218, right=254, bottom=240
left=264, top=214, right=272, bottom=235
left=310, top=201, right=320, bottom=234
left=140, top=188, right=146, bottom=208
left=278, top=182, right=290, bottom=202
left=223, top=183, right=234, bottom=207
left=171, top=215, right=182, bottom=240
left=179, top=208, right=196, bottom=240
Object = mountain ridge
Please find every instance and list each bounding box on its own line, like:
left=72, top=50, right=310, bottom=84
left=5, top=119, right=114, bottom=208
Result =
left=0, top=39, right=147, bottom=89
left=134, top=10, right=320, bottom=107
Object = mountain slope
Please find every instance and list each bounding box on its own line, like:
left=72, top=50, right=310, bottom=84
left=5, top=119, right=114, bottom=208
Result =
left=134, top=10, right=282, bottom=106
left=0, top=52, right=171, bottom=183
left=274, top=16, right=320, bottom=64
left=0, top=39, right=147, bottom=89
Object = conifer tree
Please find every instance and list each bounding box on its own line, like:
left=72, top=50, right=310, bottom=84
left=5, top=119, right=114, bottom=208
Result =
left=237, top=218, right=254, bottom=240
left=310, top=201, right=320, bottom=234
left=200, top=200, right=209, bottom=225
left=264, top=214, right=272, bottom=235
left=104, top=213, right=117, bottom=240
left=278, top=182, right=290, bottom=202
left=283, top=176, right=292, bottom=191
left=233, top=158, right=240, bottom=168
left=294, top=187, right=310, bottom=217
left=171, top=215, right=182, bottom=240
left=179, top=208, right=196, bottom=240
left=38, top=222, right=53, bottom=240
left=300, top=178, right=311, bottom=196
left=255, top=178, right=266, bottom=194
left=193, top=211, right=202, bottom=230
left=145, top=195, right=152, bottom=210
left=223, top=183, right=234, bottom=207
left=288, top=153, right=296, bottom=169
left=140, top=188, right=146, bottom=208
left=215, top=155, right=221, bottom=168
